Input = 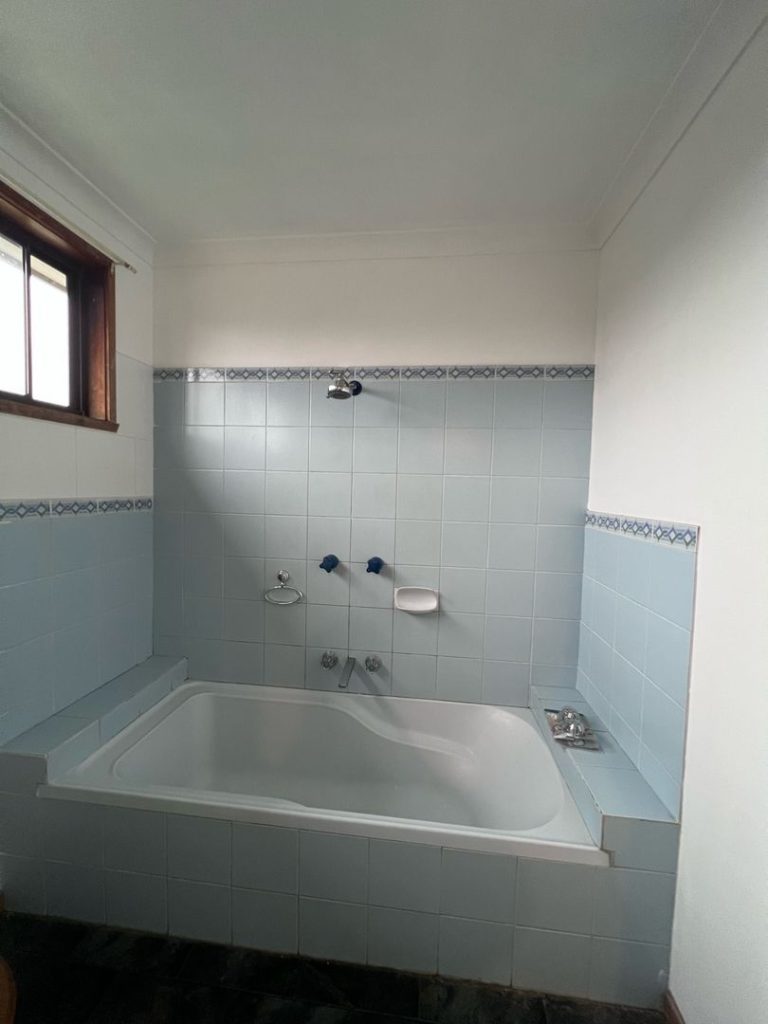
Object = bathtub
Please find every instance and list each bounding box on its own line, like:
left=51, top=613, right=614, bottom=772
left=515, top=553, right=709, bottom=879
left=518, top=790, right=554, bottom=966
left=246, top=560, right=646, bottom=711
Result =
left=41, top=681, right=607, bottom=865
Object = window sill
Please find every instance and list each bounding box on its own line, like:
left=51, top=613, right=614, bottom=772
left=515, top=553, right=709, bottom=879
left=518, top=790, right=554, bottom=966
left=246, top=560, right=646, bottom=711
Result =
left=0, top=398, right=119, bottom=432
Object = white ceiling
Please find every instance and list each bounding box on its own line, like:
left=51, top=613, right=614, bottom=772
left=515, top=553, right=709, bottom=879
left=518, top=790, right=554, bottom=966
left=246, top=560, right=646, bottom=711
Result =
left=0, top=0, right=718, bottom=243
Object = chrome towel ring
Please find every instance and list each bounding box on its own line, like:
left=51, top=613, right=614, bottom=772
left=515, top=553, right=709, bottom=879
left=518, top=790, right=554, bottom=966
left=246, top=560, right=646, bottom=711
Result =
left=264, top=569, right=304, bottom=606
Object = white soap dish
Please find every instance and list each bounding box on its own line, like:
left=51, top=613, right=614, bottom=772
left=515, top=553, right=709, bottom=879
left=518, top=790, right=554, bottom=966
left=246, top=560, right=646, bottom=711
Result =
left=394, top=586, right=439, bottom=614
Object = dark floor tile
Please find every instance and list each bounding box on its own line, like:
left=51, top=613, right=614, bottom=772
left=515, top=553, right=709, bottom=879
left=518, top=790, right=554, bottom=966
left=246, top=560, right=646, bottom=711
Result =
left=13, top=958, right=112, bottom=1024
left=70, top=926, right=191, bottom=979
left=0, top=913, right=90, bottom=962
left=419, top=979, right=546, bottom=1024
left=86, top=979, right=273, bottom=1024
left=308, top=960, right=422, bottom=1018
left=251, top=995, right=421, bottom=1024
left=542, top=998, right=663, bottom=1024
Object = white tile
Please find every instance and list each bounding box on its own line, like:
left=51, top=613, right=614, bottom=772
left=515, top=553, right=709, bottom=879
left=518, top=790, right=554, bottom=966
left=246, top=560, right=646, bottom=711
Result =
left=446, top=380, right=494, bottom=428
left=308, top=472, right=352, bottom=516
left=396, top=475, right=443, bottom=520
left=225, top=382, right=266, bottom=425
left=592, top=867, right=676, bottom=944
left=352, top=474, right=396, bottom=519
left=483, top=616, right=532, bottom=662
left=589, top=937, right=669, bottom=1008
left=233, top=889, right=298, bottom=953
left=601, top=819, right=679, bottom=873
left=513, top=927, right=591, bottom=998
left=439, top=916, right=513, bottom=985
left=185, top=383, right=223, bottom=425
left=267, top=381, right=309, bottom=425
left=266, top=427, right=309, bottom=471
left=441, top=523, right=489, bottom=569
left=368, top=907, right=438, bottom=972
left=491, top=430, right=541, bottom=476
left=482, top=661, right=531, bottom=706
left=40, top=799, right=102, bottom=865
left=516, top=859, right=596, bottom=934
left=168, top=878, right=231, bottom=944
left=349, top=607, right=393, bottom=652
left=265, top=472, right=308, bottom=515
left=437, top=613, right=484, bottom=659
left=305, top=565, right=350, bottom=606
left=103, top=807, right=166, bottom=875
left=264, top=644, right=306, bottom=687
left=393, top=612, right=439, bottom=656
left=233, top=823, right=298, bottom=892
left=299, top=831, right=368, bottom=903
left=46, top=862, right=105, bottom=923
left=436, top=657, right=482, bottom=701
left=105, top=870, right=167, bottom=933
left=224, top=427, right=266, bottom=470
left=306, top=604, right=349, bottom=648
left=299, top=897, right=367, bottom=963
left=350, top=518, right=395, bottom=563
left=490, top=477, right=539, bottom=523
left=265, top=515, right=308, bottom=559
left=392, top=653, right=437, bottom=697
left=349, top=562, right=394, bottom=609
left=396, top=520, right=441, bottom=565
left=309, top=428, right=353, bottom=472
left=398, top=428, right=444, bottom=474
left=445, top=430, right=492, bottom=475
left=369, top=840, right=441, bottom=912
left=493, top=381, right=543, bottom=427
left=307, top=516, right=350, bottom=561
left=353, top=428, right=398, bottom=473
left=439, top=568, right=486, bottom=613
left=77, top=431, right=136, bottom=498
left=443, top=477, right=490, bottom=522
left=485, top=571, right=535, bottom=616
left=353, top=380, right=399, bottom=428
left=167, top=815, right=231, bottom=884
left=441, top=849, right=516, bottom=922
left=400, top=380, right=445, bottom=427
left=0, top=416, right=76, bottom=499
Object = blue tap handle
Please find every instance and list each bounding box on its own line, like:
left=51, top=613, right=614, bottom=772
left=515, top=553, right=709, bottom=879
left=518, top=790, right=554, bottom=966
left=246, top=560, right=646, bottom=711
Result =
left=366, top=557, right=384, bottom=574
left=319, top=554, right=340, bottom=573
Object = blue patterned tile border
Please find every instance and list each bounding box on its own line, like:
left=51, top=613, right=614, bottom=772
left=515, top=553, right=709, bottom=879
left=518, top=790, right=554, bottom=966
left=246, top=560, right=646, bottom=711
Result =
left=0, top=497, right=153, bottom=521
left=310, top=367, right=354, bottom=380
left=154, top=364, right=596, bottom=383
left=585, top=510, right=698, bottom=548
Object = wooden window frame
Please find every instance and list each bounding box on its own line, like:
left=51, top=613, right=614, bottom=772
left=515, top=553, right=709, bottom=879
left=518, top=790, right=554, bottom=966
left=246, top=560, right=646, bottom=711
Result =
left=0, top=180, right=117, bottom=432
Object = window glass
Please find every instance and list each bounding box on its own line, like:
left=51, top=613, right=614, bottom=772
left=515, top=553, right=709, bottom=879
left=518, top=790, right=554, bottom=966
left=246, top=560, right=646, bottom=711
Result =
left=0, top=232, right=26, bottom=395
left=29, top=255, right=70, bottom=407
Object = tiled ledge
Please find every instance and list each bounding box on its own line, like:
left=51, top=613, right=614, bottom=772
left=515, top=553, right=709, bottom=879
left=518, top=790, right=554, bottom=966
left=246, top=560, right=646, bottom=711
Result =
left=530, top=686, right=679, bottom=873
left=0, top=657, right=186, bottom=793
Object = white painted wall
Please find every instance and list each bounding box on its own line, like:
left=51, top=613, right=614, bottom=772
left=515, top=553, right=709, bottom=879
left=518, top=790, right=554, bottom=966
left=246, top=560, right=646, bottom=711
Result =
left=154, top=230, right=597, bottom=368
left=0, top=107, right=155, bottom=498
left=590, top=21, right=768, bottom=1024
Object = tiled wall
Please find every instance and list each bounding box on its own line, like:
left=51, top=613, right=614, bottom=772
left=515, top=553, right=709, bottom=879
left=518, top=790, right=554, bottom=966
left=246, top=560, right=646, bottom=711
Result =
left=577, top=517, right=696, bottom=816
left=153, top=366, right=593, bottom=705
left=0, top=793, right=675, bottom=1008
left=0, top=506, right=153, bottom=743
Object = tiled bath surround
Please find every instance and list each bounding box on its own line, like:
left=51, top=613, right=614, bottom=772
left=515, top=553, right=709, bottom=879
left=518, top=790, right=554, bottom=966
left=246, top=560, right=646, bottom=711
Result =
left=577, top=517, right=696, bottom=816
left=0, top=793, right=675, bottom=1008
left=0, top=503, right=153, bottom=743
left=153, top=366, right=593, bottom=705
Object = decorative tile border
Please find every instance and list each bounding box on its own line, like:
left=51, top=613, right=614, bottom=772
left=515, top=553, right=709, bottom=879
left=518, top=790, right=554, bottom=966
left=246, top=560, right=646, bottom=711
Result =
left=585, top=510, right=698, bottom=548
left=0, top=497, right=153, bottom=521
left=154, top=364, right=595, bottom=382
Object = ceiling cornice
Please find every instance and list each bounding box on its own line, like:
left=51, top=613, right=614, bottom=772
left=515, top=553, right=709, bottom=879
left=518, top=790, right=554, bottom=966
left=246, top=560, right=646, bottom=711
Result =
left=590, top=0, right=768, bottom=248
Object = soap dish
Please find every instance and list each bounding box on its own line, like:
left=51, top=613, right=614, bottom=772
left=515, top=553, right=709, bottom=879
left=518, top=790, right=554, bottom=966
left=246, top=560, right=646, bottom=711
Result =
left=394, top=586, right=439, bottom=614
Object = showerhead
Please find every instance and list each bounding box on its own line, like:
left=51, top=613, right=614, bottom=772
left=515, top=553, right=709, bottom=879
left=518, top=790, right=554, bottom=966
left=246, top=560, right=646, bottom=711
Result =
left=327, top=372, right=362, bottom=399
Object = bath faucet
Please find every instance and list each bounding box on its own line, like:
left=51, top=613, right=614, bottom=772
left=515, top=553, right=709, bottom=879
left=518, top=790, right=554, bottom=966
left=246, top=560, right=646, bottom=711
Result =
left=339, top=656, right=356, bottom=690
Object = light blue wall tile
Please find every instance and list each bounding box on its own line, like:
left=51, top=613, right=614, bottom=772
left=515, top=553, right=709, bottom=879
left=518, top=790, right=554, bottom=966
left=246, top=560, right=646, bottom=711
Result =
left=533, top=573, right=581, bottom=619
left=349, top=562, right=394, bottom=610
left=105, top=870, right=167, bottom=934
left=602, top=818, right=679, bottom=873
left=52, top=626, right=100, bottom=710
left=266, top=427, right=309, bottom=471
left=299, top=897, right=367, bottom=963
left=398, top=428, right=444, bottom=474
left=183, top=557, right=222, bottom=597
left=543, top=381, right=593, bottom=428
left=368, top=906, right=438, bottom=972
left=299, top=831, right=368, bottom=903
left=536, top=526, right=584, bottom=572
left=487, top=524, right=536, bottom=570
left=0, top=579, right=53, bottom=648
left=644, top=613, right=690, bottom=706
left=493, top=381, right=543, bottom=427
left=614, top=597, right=647, bottom=670
left=444, top=430, right=492, bottom=475
left=369, top=840, right=441, bottom=912
left=396, top=475, right=443, bottom=520
left=232, top=823, right=298, bottom=892
left=532, top=619, right=580, bottom=667
left=183, top=470, right=224, bottom=513
left=541, top=429, right=591, bottom=477
left=224, top=382, right=266, bottom=426
left=440, top=568, right=487, bottom=613
left=440, top=849, right=516, bottom=923
left=646, top=543, right=696, bottom=629
left=641, top=682, right=685, bottom=780
left=391, top=653, right=437, bottom=697
left=637, top=745, right=681, bottom=817
left=616, top=537, right=651, bottom=606
left=592, top=529, right=620, bottom=589
left=354, top=427, right=398, bottom=473
left=306, top=564, right=350, bottom=606
left=154, top=380, right=184, bottom=426
left=168, top=878, right=230, bottom=944
left=232, top=889, right=298, bottom=953
left=538, top=477, right=588, bottom=526
left=489, top=477, right=539, bottom=523
left=443, top=476, right=490, bottom=522
left=45, top=862, right=105, bottom=924
left=516, top=859, right=596, bottom=933
left=513, top=927, right=591, bottom=998
left=446, top=380, right=494, bottom=428
left=482, top=661, right=530, bottom=706
left=167, top=815, right=231, bottom=885
left=400, top=380, right=445, bottom=427
left=396, top=520, right=442, bottom=565
left=437, top=614, right=484, bottom=659
left=484, top=616, right=532, bottom=662
left=308, top=472, right=352, bottom=517
left=393, top=612, right=439, bottom=656
left=267, top=381, right=309, bottom=426
left=436, top=656, right=482, bottom=701
left=224, top=426, right=265, bottom=470
left=307, top=604, right=349, bottom=648
left=611, top=653, right=644, bottom=735
left=264, top=473, right=307, bottom=516
left=589, top=937, right=669, bottom=1008
left=183, top=426, right=224, bottom=470
left=185, top=383, right=224, bottom=425
left=223, top=471, right=265, bottom=514
left=353, top=380, right=399, bottom=427
left=350, top=518, right=394, bottom=563
left=49, top=518, right=93, bottom=575
left=103, top=807, right=166, bottom=875
left=591, top=582, right=616, bottom=644
left=349, top=607, right=393, bottom=651
left=442, top=522, right=489, bottom=569
left=352, top=474, right=396, bottom=519
left=485, top=571, right=534, bottom=616
left=264, top=643, right=306, bottom=687
left=593, top=867, right=675, bottom=944
left=223, top=599, right=264, bottom=643
left=266, top=515, right=309, bottom=559
left=222, top=515, right=264, bottom=557
left=439, top=917, right=513, bottom=985
left=310, top=427, right=353, bottom=473
left=491, top=429, right=541, bottom=476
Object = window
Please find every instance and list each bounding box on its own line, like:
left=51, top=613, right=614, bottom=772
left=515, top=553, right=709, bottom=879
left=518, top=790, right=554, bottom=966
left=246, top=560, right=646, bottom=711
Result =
left=0, top=180, right=116, bottom=430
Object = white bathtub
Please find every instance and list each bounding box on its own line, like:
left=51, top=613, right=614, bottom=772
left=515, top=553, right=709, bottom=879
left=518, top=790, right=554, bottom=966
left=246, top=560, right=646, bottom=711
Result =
left=42, top=682, right=607, bottom=865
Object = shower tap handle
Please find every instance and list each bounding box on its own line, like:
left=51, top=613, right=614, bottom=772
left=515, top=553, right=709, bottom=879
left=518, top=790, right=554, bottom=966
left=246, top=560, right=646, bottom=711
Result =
left=366, top=557, right=384, bottom=574
left=319, top=554, right=340, bottom=573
